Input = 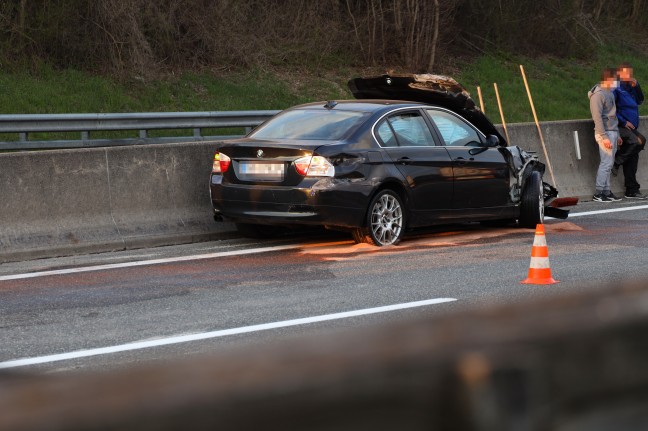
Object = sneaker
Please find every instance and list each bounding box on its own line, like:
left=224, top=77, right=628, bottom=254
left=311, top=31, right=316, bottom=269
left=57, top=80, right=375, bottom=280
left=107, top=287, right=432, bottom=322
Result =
left=593, top=193, right=612, bottom=202
left=606, top=192, right=622, bottom=201
left=611, top=164, right=619, bottom=177
left=624, top=191, right=648, bottom=199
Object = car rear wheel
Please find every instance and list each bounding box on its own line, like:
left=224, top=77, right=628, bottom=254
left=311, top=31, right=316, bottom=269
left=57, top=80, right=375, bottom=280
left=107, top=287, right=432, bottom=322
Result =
left=518, top=171, right=544, bottom=228
left=353, top=190, right=405, bottom=246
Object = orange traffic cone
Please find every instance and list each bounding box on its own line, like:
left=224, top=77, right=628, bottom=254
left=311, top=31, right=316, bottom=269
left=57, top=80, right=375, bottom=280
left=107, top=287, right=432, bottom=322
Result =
left=521, top=224, right=559, bottom=285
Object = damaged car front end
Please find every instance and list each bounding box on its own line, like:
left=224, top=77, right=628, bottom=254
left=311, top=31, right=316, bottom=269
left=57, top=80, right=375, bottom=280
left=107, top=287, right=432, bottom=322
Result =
left=503, top=145, right=566, bottom=220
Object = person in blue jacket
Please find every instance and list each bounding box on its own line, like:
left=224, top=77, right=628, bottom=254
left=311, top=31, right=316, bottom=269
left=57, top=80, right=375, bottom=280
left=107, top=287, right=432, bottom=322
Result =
left=613, top=62, right=647, bottom=199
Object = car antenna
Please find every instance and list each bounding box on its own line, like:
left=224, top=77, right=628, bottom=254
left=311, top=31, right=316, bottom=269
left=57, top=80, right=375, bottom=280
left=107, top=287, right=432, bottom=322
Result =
left=324, top=100, right=338, bottom=110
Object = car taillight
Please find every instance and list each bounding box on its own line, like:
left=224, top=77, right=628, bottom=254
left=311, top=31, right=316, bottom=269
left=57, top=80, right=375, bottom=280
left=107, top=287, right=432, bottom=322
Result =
left=213, top=152, right=231, bottom=174
left=293, top=156, right=334, bottom=177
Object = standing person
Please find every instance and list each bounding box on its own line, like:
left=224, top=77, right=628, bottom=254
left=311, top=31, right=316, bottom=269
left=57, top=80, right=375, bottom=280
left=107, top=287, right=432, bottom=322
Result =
left=589, top=68, right=623, bottom=202
left=612, top=62, right=647, bottom=199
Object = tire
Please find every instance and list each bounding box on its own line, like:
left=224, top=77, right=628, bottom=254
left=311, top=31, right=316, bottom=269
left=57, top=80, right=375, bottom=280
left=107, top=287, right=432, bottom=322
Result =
left=235, top=223, right=281, bottom=238
left=518, top=171, right=544, bottom=228
left=352, top=189, right=405, bottom=246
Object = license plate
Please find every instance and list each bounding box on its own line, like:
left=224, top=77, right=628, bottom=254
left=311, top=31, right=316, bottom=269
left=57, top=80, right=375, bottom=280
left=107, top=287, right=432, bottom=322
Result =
left=239, top=161, right=285, bottom=180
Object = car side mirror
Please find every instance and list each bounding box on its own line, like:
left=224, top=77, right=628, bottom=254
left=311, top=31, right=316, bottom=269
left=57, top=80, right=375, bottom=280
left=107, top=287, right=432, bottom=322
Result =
left=485, top=135, right=500, bottom=147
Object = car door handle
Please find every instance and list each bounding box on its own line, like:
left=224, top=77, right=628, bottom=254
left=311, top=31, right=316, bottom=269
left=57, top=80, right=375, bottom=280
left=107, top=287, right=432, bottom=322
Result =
left=397, top=157, right=411, bottom=165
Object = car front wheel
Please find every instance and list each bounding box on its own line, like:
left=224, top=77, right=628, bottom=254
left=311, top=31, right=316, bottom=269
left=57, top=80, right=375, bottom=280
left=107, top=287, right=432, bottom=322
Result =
left=353, top=189, right=405, bottom=246
left=518, top=171, right=544, bottom=228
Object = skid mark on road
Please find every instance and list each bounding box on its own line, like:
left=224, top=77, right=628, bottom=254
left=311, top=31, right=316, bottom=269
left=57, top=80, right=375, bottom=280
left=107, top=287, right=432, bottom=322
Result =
left=300, top=223, right=584, bottom=261
left=0, top=218, right=599, bottom=281
left=544, top=222, right=584, bottom=233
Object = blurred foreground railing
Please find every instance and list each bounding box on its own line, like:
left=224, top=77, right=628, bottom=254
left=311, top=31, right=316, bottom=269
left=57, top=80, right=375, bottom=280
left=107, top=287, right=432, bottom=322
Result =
left=0, top=111, right=280, bottom=150
left=2, top=280, right=648, bottom=430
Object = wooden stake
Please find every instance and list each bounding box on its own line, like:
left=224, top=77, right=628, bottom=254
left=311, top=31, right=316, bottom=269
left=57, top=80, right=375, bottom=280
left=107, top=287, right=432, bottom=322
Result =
left=476, top=86, right=485, bottom=113
left=493, top=83, right=510, bottom=145
left=520, top=65, right=557, bottom=187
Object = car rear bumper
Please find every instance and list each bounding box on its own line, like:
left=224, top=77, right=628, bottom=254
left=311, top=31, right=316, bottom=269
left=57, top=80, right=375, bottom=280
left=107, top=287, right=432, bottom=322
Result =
left=210, top=175, right=371, bottom=228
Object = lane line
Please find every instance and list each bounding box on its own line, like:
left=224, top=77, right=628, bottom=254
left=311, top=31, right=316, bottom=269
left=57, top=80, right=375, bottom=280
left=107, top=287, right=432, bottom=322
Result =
left=0, top=243, right=308, bottom=281
left=562, top=204, right=648, bottom=218
left=0, top=298, right=457, bottom=369
left=2, top=204, right=647, bottom=282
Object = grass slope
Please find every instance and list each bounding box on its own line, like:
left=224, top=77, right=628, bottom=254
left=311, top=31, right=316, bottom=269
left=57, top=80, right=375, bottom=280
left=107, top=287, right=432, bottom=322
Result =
left=2, top=46, right=647, bottom=125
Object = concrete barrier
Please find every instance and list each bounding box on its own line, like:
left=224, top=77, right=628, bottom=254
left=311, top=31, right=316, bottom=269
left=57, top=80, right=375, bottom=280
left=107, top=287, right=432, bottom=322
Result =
left=0, top=118, right=646, bottom=263
left=0, top=142, right=235, bottom=263
left=500, top=116, right=648, bottom=199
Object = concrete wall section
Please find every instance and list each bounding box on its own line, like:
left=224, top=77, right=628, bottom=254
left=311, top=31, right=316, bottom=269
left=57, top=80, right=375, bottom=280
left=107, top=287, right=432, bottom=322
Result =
left=0, top=142, right=234, bottom=263
left=105, top=143, right=229, bottom=247
left=499, top=116, right=648, bottom=198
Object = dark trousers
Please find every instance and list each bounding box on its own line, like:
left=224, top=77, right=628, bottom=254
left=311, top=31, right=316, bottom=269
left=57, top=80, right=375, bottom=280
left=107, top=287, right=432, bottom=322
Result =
left=616, top=127, right=644, bottom=194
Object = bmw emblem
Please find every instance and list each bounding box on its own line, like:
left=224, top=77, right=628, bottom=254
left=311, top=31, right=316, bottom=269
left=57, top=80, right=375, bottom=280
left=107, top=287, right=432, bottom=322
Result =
left=256, top=149, right=264, bottom=158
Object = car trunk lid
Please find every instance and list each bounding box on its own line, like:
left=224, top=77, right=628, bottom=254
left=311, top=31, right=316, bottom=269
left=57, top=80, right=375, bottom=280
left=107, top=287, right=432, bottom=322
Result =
left=218, top=139, right=332, bottom=185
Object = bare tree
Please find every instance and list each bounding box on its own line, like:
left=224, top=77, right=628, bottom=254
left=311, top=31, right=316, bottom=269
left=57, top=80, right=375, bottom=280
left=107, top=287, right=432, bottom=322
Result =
left=428, top=0, right=440, bottom=71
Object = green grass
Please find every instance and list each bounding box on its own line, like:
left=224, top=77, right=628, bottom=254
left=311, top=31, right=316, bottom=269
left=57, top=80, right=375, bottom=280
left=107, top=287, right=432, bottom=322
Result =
left=0, top=66, right=350, bottom=115
left=2, top=45, right=648, bottom=128
left=455, top=46, right=648, bottom=123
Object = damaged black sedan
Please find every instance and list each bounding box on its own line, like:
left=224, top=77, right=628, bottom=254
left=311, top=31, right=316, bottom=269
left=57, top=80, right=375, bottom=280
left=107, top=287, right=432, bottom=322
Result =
left=209, top=74, right=563, bottom=246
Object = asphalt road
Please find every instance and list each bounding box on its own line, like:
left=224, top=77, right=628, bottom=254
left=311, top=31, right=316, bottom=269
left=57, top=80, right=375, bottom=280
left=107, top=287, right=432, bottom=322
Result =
left=1, top=201, right=648, bottom=374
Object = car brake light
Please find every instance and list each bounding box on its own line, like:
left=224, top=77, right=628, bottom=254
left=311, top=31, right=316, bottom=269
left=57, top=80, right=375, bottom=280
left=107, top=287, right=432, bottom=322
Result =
left=294, top=156, right=311, bottom=176
left=213, top=152, right=231, bottom=173
left=212, top=153, right=221, bottom=173
left=294, top=156, right=334, bottom=177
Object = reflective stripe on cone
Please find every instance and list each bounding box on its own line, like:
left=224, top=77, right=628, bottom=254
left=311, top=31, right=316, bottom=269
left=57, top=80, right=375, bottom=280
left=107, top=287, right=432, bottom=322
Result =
left=521, top=224, right=559, bottom=285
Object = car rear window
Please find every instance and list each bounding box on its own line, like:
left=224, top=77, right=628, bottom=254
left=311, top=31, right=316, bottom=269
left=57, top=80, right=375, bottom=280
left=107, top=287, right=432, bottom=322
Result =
left=251, top=109, right=368, bottom=140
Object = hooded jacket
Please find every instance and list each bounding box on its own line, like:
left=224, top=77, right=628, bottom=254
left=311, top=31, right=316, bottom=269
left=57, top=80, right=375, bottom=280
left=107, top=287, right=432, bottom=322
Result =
left=589, top=84, right=618, bottom=140
left=614, top=81, right=644, bottom=128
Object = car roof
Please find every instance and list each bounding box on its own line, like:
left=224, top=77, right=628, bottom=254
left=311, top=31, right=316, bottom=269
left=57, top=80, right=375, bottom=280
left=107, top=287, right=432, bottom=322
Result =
left=284, top=98, right=507, bottom=146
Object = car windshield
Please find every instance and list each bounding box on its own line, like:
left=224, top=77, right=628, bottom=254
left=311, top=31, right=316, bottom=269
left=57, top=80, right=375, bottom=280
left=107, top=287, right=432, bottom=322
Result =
left=251, top=109, right=368, bottom=140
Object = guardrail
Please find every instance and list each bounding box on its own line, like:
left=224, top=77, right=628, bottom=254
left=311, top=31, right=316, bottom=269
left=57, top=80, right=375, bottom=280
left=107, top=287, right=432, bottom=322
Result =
left=0, top=111, right=280, bottom=150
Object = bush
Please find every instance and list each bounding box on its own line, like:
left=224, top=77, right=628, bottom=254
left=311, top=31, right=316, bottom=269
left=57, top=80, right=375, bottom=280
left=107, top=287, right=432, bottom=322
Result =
left=1, top=0, right=647, bottom=77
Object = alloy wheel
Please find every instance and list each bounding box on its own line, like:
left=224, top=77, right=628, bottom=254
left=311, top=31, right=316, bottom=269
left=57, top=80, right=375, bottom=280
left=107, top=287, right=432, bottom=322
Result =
left=369, top=193, right=403, bottom=246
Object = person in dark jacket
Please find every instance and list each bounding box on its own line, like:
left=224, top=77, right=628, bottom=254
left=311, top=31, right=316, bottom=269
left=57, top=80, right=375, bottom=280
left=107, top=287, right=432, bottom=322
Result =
left=612, top=62, right=647, bottom=199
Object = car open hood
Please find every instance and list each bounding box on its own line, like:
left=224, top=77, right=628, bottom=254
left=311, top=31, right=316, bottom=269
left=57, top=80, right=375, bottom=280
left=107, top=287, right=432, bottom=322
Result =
left=348, top=74, right=507, bottom=146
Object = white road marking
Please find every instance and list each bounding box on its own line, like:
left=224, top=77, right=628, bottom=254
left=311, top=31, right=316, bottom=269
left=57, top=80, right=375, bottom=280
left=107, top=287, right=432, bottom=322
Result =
left=562, top=204, right=648, bottom=218
left=0, top=298, right=457, bottom=369
left=1, top=204, right=646, bottom=282
left=0, top=243, right=308, bottom=281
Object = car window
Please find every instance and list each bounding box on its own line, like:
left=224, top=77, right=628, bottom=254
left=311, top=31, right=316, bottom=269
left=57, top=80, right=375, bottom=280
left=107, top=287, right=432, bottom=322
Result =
left=385, top=112, right=435, bottom=147
left=426, top=109, right=482, bottom=147
left=251, top=109, right=369, bottom=140
left=375, top=120, right=398, bottom=147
